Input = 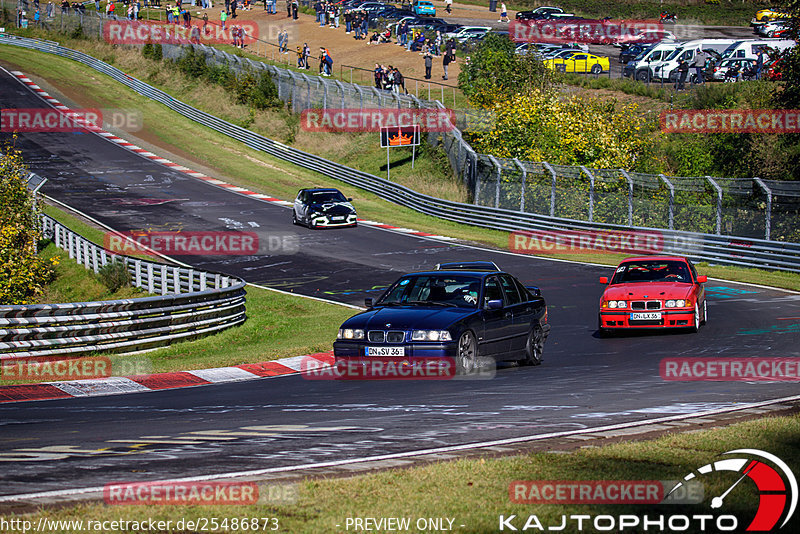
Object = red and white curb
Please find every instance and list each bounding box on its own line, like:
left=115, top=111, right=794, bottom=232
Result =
left=0, top=352, right=334, bottom=403
left=10, top=71, right=456, bottom=242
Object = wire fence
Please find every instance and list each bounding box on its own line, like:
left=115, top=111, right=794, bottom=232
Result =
left=3, top=2, right=799, bottom=242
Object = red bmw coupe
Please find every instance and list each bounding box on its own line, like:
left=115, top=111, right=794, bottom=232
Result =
left=598, top=256, right=707, bottom=334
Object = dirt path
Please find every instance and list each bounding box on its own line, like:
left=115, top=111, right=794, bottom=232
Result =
left=191, top=1, right=517, bottom=87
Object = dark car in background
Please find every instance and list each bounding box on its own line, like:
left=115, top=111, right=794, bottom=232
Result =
left=333, top=263, right=550, bottom=373
left=618, top=44, right=649, bottom=64
left=292, top=188, right=358, bottom=228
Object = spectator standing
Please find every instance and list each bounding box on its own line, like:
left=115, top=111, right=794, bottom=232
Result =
left=224, top=0, right=229, bottom=13
left=433, top=30, right=442, bottom=56
left=693, top=48, right=706, bottom=84
left=442, top=48, right=453, bottom=80
left=47, top=1, right=54, bottom=17
left=33, top=9, right=40, bottom=24
left=424, top=51, right=432, bottom=79
left=499, top=2, right=508, bottom=22
left=755, top=48, right=765, bottom=80
left=333, top=3, right=339, bottom=28
left=444, top=0, right=451, bottom=13
left=220, top=8, right=226, bottom=28
left=393, top=67, right=406, bottom=94
left=303, top=42, right=311, bottom=68
left=286, top=0, right=290, bottom=17
left=374, top=63, right=383, bottom=88
left=292, top=0, right=298, bottom=19
left=230, top=0, right=236, bottom=17
left=360, top=10, right=367, bottom=37
left=345, top=9, right=351, bottom=33
left=675, top=59, right=688, bottom=90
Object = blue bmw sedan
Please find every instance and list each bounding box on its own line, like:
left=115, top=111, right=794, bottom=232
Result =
left=333, top=265, right=550, bottom=374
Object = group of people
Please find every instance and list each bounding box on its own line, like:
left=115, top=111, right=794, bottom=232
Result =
left=373, top=64, right=407, bottom=94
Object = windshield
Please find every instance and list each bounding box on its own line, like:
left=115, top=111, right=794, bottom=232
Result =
left=309, top=191, right=348, bottom=203
left=664, top=47, right=684, bottom=61
left=378, top=275, right=481, bottom=308
left=720, top=42, right=742, bottom=59
left=611, top=261, right=692, bottom=284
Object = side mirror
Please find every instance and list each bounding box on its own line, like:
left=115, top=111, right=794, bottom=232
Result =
left=696, top=275, right=707, bottom=284
left=365, top=297, right=374, bottom=307
left=487, top=299, right=504, bottom=310
left=347, top=197, right=353, bottom=201
left=599, top=276, right=608, bottom=284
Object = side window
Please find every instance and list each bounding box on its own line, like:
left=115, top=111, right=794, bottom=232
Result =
left=688, top=261, right=698, bottom=282
left=499, top=275, right=523, bottom=306
left=514, top=278, right=532, bottom=302
left=483, top=277, right=503, bottom=307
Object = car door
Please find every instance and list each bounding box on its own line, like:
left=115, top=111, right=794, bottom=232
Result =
left=571, top=53, right=588, bottom=72
left=479, top=275, right=513, bottom=356
left=497, top=274, right=530, bottom=354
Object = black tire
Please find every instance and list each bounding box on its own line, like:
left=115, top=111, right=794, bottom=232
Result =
left=591, top=64, right=602, bottom=75
left=292, top=211, right=299, bottom=225
left=635, top=70, right=650, bottom=82
left=700, top=299, right=707, bottom=325
left=455, top=331, right=478, bottom=375
left=518, top=326, right=544, bottom=366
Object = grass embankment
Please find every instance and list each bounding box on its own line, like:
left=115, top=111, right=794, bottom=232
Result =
left=4, top=44, right=800, bottom=294
left=4, top=413, right=798, bottom=533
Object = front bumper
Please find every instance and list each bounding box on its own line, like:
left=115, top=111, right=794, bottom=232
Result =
left=333, top=341, right=457, bottom=359
left=599, top=309, right=694, bottom=329
left=310, top=213, right=358, bottom=227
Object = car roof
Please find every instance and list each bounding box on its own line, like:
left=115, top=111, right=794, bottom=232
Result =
left=302, top=187, right=342, bottom=193
left=620, top=256, right=690, bottom=263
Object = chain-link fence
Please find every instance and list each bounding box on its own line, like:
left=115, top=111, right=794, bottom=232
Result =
left=4, top=1, right=799, bottom=242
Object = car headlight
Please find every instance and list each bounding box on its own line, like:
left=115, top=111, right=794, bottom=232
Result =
left=665, top=300, right=676, bottom=308
left=411, top=330, right=452, bottom=342
left=338, top=328, right=364, bottom=340
left=608, top=300, right=626, bottom=308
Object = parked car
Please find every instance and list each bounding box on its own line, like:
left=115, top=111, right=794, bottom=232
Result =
left=710, top=58, right=758, bottom=81
left=751, top=8, right=792, bottom=25
left=449, top=26, right=492, bottom=43
left=598, top=256, right=707, bottom=334
left=544, top=52, right=610, bottom=74
left=292, top=188, right=357, bottom=228
left=413, top=0, right=436, bottom=16
left=755, top=19, right=791, bottom=37
left=618, top=44, right=649, bottom=64
left=515, top=6, right=564, bottom=20
left=333, top=264, right=551, bottom=373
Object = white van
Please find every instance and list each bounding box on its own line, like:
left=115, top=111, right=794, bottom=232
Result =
left=720, top=39, right=795, bottom=60
left=622, top=41, right=680, bottom=82
left=652, top=39, right=737, bottom=81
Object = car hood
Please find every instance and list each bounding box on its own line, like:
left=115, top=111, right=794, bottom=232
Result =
left=603, top=282, right=693, bottom=300
left=309, top=201, right=355, bottom=215
left=342, top=306, right=475, bottom=331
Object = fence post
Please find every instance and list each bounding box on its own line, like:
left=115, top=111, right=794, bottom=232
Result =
left=514, top=158, right=526, bottom=212
left=334, top=79, right=346, bottom=110
left=488, top=155, right=502, bottom=209
left=753, top=177, right=772, bottom=241
left=705, top=176, right=723, bottom=235
left=659, top=174, right=675, bottom=231
left=543, top=162, right=557, bottom=217
left=619, top=170, right=634, bottom=227
left=581, top=166, right=596, bottom=223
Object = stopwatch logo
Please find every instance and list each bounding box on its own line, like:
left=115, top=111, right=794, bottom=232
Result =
left=667, top=449, right=797, bottom=531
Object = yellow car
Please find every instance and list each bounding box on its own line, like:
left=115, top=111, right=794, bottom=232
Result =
left=751, top=9, right=792, bottom=25
left=544, top=52, right=610, bottom=74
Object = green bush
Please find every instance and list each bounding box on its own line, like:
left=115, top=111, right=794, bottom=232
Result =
left=97, top=260, right=130, bottom=293
left=0, top=147, right=57, bottom=304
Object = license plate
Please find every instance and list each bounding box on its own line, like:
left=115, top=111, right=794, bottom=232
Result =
left=332, top=216, right=345, bottom=221
left=365, top=346, right=405, bottom=357
left=630, top=312, right=662, bottom=321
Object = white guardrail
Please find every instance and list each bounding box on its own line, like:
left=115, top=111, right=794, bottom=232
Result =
left=0, top=213, right=247, bottom=359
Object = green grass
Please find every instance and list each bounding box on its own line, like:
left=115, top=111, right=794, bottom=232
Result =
left=4, top=412, right=797, bottom=532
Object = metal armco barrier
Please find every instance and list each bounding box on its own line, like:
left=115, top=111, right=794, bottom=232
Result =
left=0, top=213, right=246, bottom=359
left=1, top=34, right=799, bottom=273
